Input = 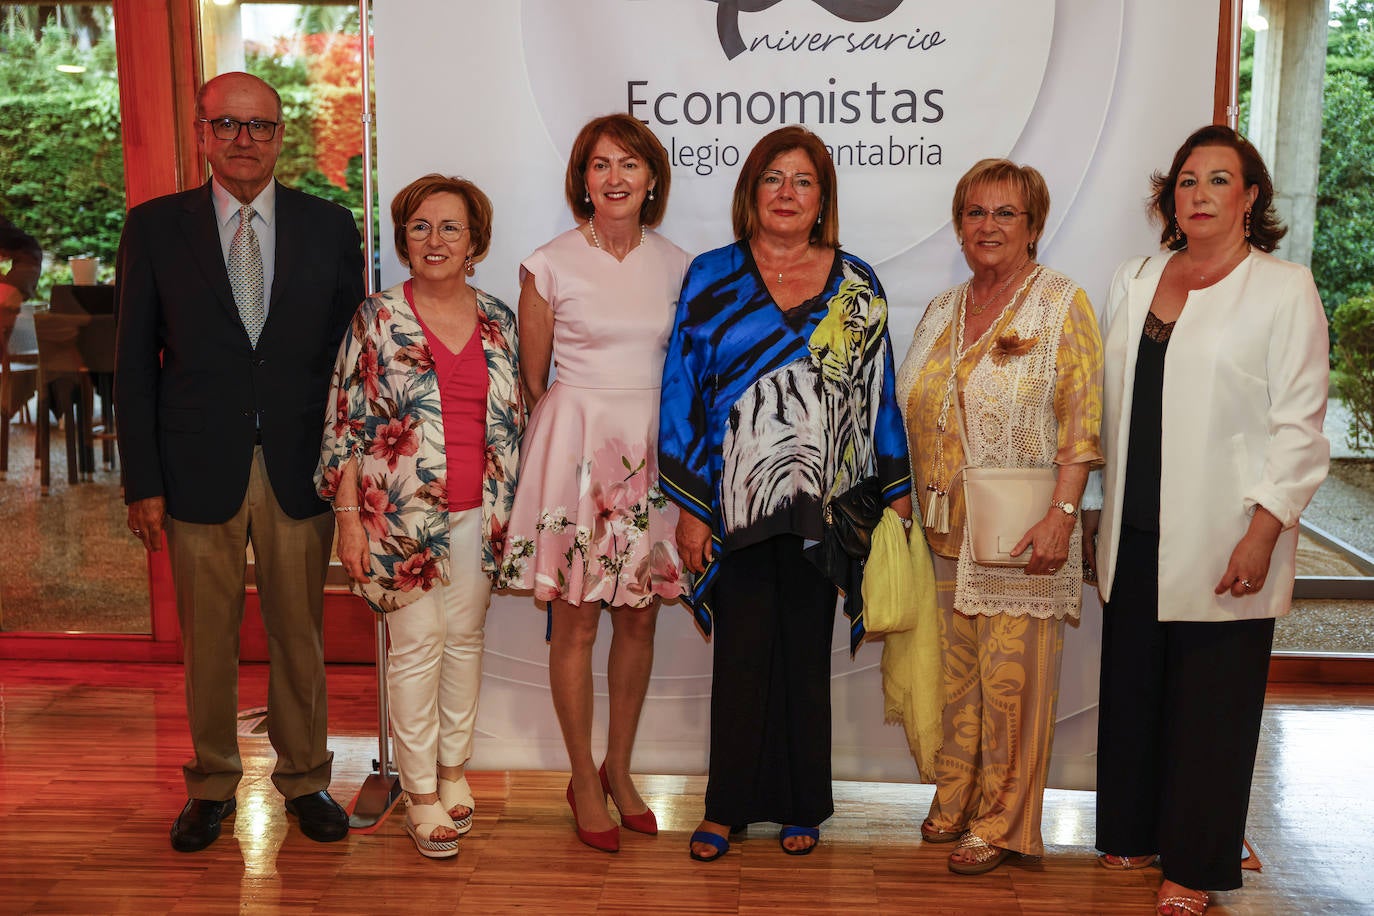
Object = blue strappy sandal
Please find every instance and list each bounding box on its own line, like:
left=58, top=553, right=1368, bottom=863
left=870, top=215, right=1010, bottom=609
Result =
left=778, top=825, right=820, bottom=856
left=689, top=830, right=730, bottom=862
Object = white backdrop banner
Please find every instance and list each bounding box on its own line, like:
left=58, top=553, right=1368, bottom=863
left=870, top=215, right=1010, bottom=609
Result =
left=373, top=0, right=1220, bottom=789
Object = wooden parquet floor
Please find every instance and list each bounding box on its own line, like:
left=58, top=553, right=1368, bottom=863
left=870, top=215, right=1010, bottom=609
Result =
left=0, top=661, right=1370, bottom=915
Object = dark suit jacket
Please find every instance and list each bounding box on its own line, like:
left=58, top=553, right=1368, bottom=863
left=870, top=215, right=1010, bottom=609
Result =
left=114, top=180, right=365, bottom=523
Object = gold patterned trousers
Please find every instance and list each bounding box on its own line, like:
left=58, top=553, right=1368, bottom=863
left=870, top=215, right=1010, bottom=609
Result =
left=924, top=555, right=1065, bottom=856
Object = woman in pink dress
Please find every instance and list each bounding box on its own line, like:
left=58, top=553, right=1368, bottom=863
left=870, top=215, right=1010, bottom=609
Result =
left=499, top=114, right=689, bottom=853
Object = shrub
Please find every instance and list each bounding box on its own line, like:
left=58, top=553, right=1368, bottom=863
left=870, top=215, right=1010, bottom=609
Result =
left=1333, top=288, right=1374, bottom=450
left=0, top=20, right=125, bottom=298
left=1, top=9, right=368, bottom=302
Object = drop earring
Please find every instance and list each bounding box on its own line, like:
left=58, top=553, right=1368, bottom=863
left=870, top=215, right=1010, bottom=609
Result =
left=648, top=187, right=656, bottom=201
left=584, top=191, right=590, bottom=203
left=1244, top=207, right=1252, bottom=239
left=1168, top=217, right=1185, bottom=248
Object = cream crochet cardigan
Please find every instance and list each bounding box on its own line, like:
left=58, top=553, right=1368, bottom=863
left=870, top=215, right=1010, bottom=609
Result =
left=896, top=267, right=1084, bottom=619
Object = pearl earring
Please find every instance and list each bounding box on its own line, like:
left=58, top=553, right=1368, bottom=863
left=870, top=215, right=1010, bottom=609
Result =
left=584, top=192, right=590, bottom=203
left=648, top=188, right=655, bottom=201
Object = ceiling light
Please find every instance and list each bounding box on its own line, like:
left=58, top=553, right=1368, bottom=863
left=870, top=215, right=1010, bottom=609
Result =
left=56, top=64, right=86, bottom=73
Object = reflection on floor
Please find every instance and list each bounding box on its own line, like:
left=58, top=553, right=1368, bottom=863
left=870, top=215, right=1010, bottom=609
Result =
left=0, top=661, right=1369, bottom=914
left=0, top=422, right=147, bottom=634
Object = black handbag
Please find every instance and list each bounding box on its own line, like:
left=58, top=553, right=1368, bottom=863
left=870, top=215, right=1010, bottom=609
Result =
left=804, top=308, right=883, bottom=587
left=824, top=475, right=884, bottom=558
left=803, top=475, right=882, bottom=625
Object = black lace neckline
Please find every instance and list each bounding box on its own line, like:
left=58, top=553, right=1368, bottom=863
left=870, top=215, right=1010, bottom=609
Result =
left=1144, top=311, right=1175, bottom=343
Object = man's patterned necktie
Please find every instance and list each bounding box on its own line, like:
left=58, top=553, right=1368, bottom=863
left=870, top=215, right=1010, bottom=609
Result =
left=228, top=204, right=265, bottom=346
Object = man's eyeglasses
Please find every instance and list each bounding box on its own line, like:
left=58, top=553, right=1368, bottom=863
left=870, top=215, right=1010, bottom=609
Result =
left=961, top=206, right=1027, bottom=225
left=405, top=221, right=469, bottom=242
left=199, top=117, right=280, bottom=142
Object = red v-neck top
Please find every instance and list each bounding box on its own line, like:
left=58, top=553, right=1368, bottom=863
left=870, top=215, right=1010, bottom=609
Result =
left=406, top=281, right=488, bottom=512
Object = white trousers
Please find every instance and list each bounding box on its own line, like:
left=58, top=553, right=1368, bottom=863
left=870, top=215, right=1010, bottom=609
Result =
left=384, top=507, right=491, bottom=794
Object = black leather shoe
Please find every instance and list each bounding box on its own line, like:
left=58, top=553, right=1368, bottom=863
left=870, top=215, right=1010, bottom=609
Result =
left=170, top=797, right=236, bottom=852
left=284, top=790, right=349, bottom=842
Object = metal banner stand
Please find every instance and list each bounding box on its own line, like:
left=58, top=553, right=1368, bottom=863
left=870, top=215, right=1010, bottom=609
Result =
left=345, top=0, right=401, bottom=830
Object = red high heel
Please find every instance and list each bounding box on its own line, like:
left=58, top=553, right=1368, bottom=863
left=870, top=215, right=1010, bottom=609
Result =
left=566, top=780, right=619, bottom=853
left=599, top=762, right=658, bottom=835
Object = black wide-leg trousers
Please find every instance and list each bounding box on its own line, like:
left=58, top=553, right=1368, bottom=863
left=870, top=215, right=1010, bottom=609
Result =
left=704, top=535, right=838, bottom=829
left=1096, top=525, right=1275, bottom=891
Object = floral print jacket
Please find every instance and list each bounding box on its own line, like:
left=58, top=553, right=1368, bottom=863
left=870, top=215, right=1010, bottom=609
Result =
left=316, top=281, right=524, bottom=613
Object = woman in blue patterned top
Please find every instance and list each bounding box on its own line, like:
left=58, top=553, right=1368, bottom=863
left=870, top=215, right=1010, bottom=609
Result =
left=659, top=127, right=912, bottom=860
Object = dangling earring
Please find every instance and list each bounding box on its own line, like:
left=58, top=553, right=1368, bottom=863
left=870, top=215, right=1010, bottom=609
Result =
left=816, top=214, right=822, bottom=225
left=1027, top=241, right=1034, bottom=257
left=584, top=191, right=590, bottom=203
left=648, top=187, right=656, bottom=202
left=1244, top=207, right=1253, bottom=240
left=1168, top=217, right=1185, bottom=248
left=464, top=255, right=474, bottom=278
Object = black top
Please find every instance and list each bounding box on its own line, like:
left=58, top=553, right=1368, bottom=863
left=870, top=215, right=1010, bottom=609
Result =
left=1120, top=312, right=1175, bottom=533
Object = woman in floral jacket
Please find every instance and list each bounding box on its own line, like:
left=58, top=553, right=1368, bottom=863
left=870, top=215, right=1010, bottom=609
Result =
left=316, top=174, right=523, bottom=859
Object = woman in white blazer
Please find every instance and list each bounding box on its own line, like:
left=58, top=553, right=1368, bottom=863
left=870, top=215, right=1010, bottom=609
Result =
left=1083, top=126, right=1328, bottom=916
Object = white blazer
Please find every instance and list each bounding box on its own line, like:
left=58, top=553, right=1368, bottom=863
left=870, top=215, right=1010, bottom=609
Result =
left=1091, top=250, right=1329, bottom=622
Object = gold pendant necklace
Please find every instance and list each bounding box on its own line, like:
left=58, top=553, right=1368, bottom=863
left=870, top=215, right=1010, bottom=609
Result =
left=968, top=257, right=1029, bottom=316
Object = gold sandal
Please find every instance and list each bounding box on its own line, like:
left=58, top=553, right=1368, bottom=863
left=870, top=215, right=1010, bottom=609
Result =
left=1157, top=892, right=1209, bottom=915
left=921, top=818, right=964, bottom=844
left=1098, top=852, right=1158, bottom=870
left=947, top=832, right=1013, bottom=875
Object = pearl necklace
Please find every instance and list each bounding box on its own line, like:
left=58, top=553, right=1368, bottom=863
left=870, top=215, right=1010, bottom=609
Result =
left=588, top=218, right=646, bottom=253
left=968, top=257, right=1030, bottom=316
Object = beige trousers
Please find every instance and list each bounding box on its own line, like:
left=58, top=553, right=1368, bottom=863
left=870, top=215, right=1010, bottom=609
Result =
left=166, top=446, right=335, bottom=801
left=384, top=507, right=491, bottom=795
left=925, top=555, right=1065, bottom=856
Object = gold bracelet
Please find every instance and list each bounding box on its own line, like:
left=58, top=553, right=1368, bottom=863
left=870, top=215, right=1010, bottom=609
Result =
left=332, top=505, right=360, bottom=513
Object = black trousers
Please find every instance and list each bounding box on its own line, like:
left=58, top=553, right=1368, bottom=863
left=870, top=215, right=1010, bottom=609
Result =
left=704, top=535, right=838, bottom=828
left=1096, top=525, right=1275, bottom=891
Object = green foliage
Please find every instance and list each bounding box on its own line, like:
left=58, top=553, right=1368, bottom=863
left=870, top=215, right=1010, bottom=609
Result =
left=244, top=46, right=365, bottom=236
left=1314, top=70, right=1374, bottom=318
left=1328, top=1, right=1374, bottom=61
left=0, top=6, right=368, bottom=301
left=0, top=15, right=124, bottom=299
left=1332, top=289, right=1374, bottom=449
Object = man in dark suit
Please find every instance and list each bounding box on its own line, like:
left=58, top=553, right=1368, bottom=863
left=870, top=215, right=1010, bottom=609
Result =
left=114, top=72, right=365, bottom=853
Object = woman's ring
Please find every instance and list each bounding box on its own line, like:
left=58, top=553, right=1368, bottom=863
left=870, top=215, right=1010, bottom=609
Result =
left=132, top=528, right=142, bottom=536
left=1240, top=578, right=1253, bottom=590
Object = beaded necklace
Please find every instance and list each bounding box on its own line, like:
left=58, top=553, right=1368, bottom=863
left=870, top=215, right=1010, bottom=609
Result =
left=922, top=265, right=1043, bottom=533
left=588, top=218, right=646, bottom=254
